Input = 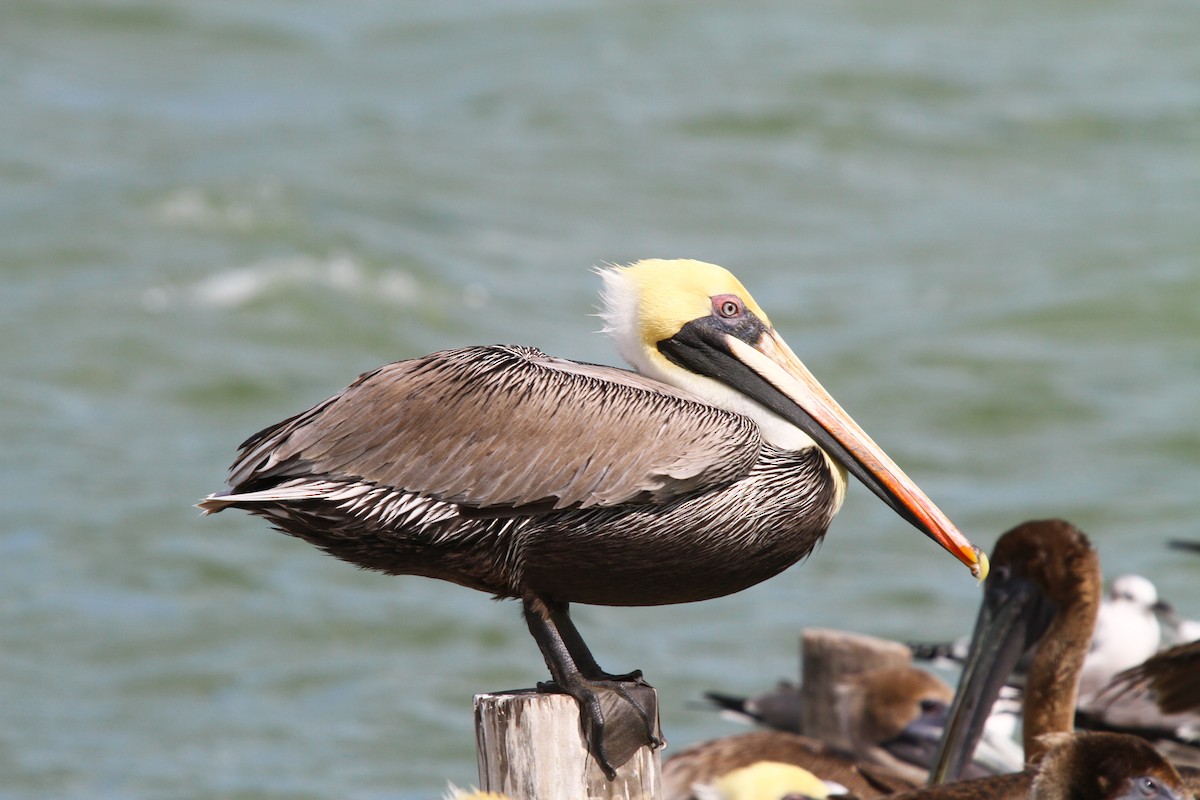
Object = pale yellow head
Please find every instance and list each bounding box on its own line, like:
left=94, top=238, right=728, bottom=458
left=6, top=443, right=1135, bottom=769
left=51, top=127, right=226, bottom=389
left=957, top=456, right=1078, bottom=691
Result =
left=598, top=258, right=820, bottom=452
left=695, top=760, right=836, bottom=800
left=599, top=258, right=771, bottom=381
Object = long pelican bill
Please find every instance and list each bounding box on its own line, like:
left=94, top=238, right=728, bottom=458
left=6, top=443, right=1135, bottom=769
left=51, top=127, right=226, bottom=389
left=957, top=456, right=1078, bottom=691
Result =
left=723, top=330, right=988, bottom=582
left=926, top=566, right=1049, bottom=783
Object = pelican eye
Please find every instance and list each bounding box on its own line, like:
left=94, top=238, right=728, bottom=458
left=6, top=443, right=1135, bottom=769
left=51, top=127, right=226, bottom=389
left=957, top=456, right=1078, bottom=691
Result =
left=712, top=294, right=744, bottom=319
left=1138, top=778, right=1159, bottom=798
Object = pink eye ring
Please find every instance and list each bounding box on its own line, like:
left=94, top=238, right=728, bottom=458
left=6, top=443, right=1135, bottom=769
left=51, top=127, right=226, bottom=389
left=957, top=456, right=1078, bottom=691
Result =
left=712, top=294, right=743, bottom=318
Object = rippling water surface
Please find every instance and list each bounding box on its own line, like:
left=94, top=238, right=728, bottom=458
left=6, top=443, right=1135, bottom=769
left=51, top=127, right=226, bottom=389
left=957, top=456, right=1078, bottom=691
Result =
left=3, top=1, right=1199, bottom=797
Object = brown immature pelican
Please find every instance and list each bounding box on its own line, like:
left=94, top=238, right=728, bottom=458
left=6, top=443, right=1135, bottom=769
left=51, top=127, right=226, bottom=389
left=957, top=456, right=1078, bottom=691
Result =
left=930, top=519, right=1105, bottom=785
left=198, top=258, right=986, bottom=777
left=900, top=520, right=1190, bottom=800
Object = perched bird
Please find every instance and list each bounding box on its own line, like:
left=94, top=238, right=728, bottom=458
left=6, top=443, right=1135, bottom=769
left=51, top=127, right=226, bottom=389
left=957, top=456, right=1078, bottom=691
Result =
left=681, top=666, right=958, bottom=792
left=900, top=520, right=1190, bottom=800
left=1113, top=648, right=1200, bottom=782
left=702, top=679, right=803, bottom=733
left=911, top=573, right=1169, bottom=690
left=1079, top=575, right=1169, bottom=701
left=1113, top=640, right=1200, bottom=715
left=699, top=664, right=1023, bottom=777
left=930, top=519, right=1105, bottom=784
left=821, top=667, right=959, bottom=782
left=912, top=571, right=1190, bottom=756
left=1073, top=583, right=1200, bottom=753
left=1086, top=639, right=1200, bottom=750
left=199, top=259, right=985, bottom=777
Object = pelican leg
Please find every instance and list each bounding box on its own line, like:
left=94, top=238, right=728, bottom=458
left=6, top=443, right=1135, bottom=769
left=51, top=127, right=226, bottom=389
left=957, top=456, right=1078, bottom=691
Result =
left=522, top=595, right=662, bottom=779
left=544, top=600, right=645, bottom=684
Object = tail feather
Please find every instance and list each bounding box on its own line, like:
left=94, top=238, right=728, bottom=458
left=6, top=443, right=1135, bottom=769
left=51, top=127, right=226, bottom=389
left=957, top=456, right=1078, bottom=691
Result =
left=196, top=479, right=351, bottom=515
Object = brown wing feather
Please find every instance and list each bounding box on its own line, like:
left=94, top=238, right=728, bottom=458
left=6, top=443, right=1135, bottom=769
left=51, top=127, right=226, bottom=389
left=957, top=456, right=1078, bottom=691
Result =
left=1108, top=640, right=1200, bottom=715
left=225, top=345, right=761, bottom=510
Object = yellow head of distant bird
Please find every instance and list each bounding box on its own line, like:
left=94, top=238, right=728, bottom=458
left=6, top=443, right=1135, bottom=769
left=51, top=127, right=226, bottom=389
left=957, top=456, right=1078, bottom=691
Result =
left=696, top=760, right=841, bottom=800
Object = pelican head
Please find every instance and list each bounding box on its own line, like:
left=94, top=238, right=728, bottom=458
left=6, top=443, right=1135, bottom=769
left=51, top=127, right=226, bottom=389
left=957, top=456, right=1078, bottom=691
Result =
left=600, top=258, right=986, bottom=581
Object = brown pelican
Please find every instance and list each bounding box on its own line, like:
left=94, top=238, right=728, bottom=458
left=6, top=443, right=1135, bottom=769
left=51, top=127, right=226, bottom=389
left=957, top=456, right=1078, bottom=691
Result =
left=930, top=519, right=1103, bottom=783
left=198, top=258, right=986, bottom=777
left=913, top=570, right=1199, bottom=758
left=890, top=520, right=1190, bottom=800
left=912, top=574, right=1172, bottom=695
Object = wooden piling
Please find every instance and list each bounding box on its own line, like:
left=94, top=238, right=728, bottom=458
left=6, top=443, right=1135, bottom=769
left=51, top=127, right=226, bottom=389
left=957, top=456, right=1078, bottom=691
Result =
left=474, top=689, right=662, bottom=800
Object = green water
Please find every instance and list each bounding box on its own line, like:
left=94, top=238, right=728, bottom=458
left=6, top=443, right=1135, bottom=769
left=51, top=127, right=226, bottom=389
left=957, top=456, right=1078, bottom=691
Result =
left=3, top=1, right=1199, bottom=797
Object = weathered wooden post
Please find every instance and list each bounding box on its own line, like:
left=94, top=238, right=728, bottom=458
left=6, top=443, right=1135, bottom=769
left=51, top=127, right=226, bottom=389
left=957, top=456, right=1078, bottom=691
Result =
left=475, top=689, right=662, bottom=800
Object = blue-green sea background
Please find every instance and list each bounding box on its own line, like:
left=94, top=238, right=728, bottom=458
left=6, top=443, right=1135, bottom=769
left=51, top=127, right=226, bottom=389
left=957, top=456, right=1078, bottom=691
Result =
left=3, top=2, right=1199, bottom=797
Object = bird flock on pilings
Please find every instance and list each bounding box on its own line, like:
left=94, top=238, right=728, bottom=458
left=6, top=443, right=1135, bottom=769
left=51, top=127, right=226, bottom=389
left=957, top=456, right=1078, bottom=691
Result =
left=672, top=520, right=1200, bottom=800
left=200, top=260, right=1200, bottom=799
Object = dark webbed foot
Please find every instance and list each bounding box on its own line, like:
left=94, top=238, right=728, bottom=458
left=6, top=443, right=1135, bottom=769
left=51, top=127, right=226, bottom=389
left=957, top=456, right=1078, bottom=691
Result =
left=523, top=595, right=664, bottom=779
left=537, top=676, right=663, bottom=779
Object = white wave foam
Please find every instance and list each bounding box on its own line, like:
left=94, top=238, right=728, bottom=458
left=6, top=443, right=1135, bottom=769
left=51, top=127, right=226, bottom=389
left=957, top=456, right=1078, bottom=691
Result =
left=141, top=255, right=420, bottom=313
left=194, top=255, right=419, bottom=308
left=154, top=187, right=274, bottom=231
